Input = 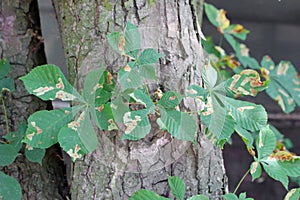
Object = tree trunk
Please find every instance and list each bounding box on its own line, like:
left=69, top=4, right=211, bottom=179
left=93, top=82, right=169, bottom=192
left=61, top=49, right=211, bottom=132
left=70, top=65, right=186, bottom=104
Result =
left=1, top=0, right=68, bottom=199
left=53, top=0, right=228, bottom=199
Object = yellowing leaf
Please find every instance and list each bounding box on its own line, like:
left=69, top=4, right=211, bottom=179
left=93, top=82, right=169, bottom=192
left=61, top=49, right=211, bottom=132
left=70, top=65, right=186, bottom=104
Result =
left=216, top=9, right=230, bottom=33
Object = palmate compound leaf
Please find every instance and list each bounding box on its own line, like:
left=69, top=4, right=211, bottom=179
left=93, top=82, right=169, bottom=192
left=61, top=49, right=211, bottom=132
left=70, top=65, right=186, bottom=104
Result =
left=22, top=106, right=82, bottom=149
left=284, top=188, right=300, bottom=200
left=58, top=108, right=96, bottom=161
left=199, top=86, right=267, bottom=146
left=261, top=56, right=300, bottom=113
left=158, top=107, right=197, bottom=141
left=20, top=64, right=83, bottom=102
left=0, top=171, right=22, bottom=200
left=122, top=109, right=151, bottom=140
left=226, top=69, right=268, bottom=97
left=129, top=189, right=169, bottom=200
left=168, top=176, right=185, bottom=200
left=254, top=127, right=300, bottom=189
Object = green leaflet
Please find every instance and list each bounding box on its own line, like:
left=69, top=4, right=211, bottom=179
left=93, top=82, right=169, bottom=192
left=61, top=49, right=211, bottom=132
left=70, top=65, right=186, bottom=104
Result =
left=158, top=107, right=197, bottom=141
left=0, top=171, right=22, bottom=200
left=284, top=188, right=300, bottom=200
left=256, top=126, right=276, bottom=159
left=107, top=21, right=140, bottom=59
left=122, top=109, right=151, bottom=140
left=224, top=24, right=249, bottom=40
left=250, top=161, right=262, bottom=181
left=22, top=107, right=81, bottom=148
left=58, top=108, right=97, bottom=160
left=204, top=3, right=219, bottom=28
left=58, top=126, right=89, bottom=162
left=139, top=64, right=158, bottom=80
left=0, top=144, right=19, bottom=166
left=111, top=96, right=130, bottom=123
left=261, top=158, right=289, bottom=189
left=234, top=125, right=253, bottom=148
left=0, top=78, right=14, bottom=93
left=202, top=61, right=219, bottom=88
left=278, top=158, right=300, bottom=177
left=92, top=103, right=117, bottom=131
left=168, top=176, right=185, bottom=200
left=82, top=67, right=106, bottom=104
left=0, top=58, right=15, bottom=94
left=137, top=48, right=162, bottom=66
left=202, top=36, right=220, bottom=56
left=3, top=121, right=26, bottom=152
left=186, top=85, right=209, bottom=100
left=72, top=109, right=98, bottom=152
left=86, top=70, right=117, bottom=131
left=129, top=190, right=169, bottom=200
left=0, top=58, right=10, bottom=79
left=129, top=89, right=154, bottom=109
left=261, top=56, right=300, bottom=113
left=223, top=34, right=260, bottom=70
left=226, top=97, right=267, bottom=132
left=158, top=91, right=182, bottom=109
left=124, top=21, right=141, bottom=58
left=25, top=147, right=45, bottom=165
left=118, top=62, right=142, bottom=91
left=20, top=64, right=83, bottom=102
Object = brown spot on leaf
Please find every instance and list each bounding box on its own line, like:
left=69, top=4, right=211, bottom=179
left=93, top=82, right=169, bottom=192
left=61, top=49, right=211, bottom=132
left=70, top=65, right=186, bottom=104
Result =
left=96, top=105, right=104, bottom=112
left=56, top=77, right=64, bottom=89
left=124, top=64, right=131, bottom=72
left=169, top=95, right=176, bottom=101
left=118, top=35, right=125, bottom=54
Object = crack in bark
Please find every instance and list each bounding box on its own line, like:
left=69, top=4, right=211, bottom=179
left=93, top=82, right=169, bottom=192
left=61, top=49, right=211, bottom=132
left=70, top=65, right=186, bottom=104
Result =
left=133, top=0, right=141, bottom=23
left=94, top=0, right=100, bottom=36
left=189, top=0, right=200, bottom=42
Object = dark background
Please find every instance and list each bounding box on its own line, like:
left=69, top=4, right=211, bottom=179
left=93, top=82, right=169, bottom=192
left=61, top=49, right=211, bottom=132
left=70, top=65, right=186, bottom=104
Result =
left=202, top=0, right=300, bottom=199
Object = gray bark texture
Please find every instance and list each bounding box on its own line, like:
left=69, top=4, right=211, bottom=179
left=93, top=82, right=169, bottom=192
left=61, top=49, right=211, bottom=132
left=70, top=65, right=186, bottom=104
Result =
left=1, top=0, right=67, bottom=199
left=52, top=0, right=228, bottom=199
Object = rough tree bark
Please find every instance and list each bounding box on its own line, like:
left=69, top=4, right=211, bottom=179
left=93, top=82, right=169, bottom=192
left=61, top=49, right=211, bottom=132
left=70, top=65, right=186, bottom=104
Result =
left=1, top=0, right=68, bottom=199
left=52, top=0, right=228, bottom=199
